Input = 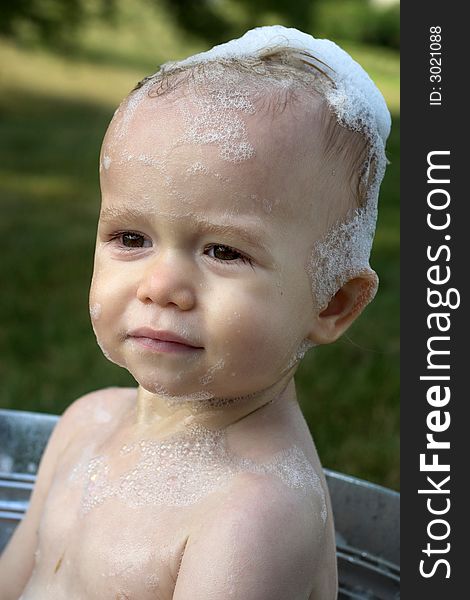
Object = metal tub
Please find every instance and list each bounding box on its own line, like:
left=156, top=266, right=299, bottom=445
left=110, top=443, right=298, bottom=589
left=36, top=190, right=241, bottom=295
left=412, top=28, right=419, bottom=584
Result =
left=0, top=409, right=399, bottom=598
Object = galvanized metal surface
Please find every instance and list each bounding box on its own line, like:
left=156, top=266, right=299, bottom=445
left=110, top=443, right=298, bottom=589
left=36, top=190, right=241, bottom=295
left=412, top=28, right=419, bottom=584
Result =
left=325, top=470, right=400, bottom=598
left=0, top=408, right=399, bottom=598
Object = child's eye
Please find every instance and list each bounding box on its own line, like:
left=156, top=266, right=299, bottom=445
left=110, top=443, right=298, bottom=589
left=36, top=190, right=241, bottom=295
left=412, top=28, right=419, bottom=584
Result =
left=109, top=231, right=151, bottom=250
left=205, top=244, right=254, bottom=267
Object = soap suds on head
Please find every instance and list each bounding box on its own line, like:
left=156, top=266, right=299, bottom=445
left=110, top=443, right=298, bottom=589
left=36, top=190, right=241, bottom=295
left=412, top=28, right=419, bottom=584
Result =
left=177, top=78, right=256, bottom=164
left=159, top=26, right=390, bottom=144
left=113, top=80, right=154, bottom=141
left=306, top=201, right=380, bottom=310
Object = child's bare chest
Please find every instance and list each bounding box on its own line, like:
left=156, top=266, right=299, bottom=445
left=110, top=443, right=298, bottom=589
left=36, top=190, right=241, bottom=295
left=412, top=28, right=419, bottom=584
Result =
left=27, top=491, right=190, bottom=599
left=21, top=393, right=329, bottom=599
left=23, top=448, right=200, bottom=599
left=22, top=411, right=204, bottom=599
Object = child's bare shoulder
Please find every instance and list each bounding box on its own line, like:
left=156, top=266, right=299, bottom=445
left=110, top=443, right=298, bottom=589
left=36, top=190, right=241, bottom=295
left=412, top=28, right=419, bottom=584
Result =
left=0, top=387, right=133, bottom=598
left=29, top=386, right=135, bottom=495
left=176, top=471, right=327, bottom=600
left=216, top=470, right=326, bottom=547
left=34, top=386, right=135, bottom=478
left=58, top=386, right=135, bottom=435
left=63, top=386, right=136, bottom=420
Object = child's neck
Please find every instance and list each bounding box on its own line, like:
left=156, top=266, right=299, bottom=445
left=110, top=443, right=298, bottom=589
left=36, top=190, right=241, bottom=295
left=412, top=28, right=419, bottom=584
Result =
left=132, top=370, right=298, bottom=439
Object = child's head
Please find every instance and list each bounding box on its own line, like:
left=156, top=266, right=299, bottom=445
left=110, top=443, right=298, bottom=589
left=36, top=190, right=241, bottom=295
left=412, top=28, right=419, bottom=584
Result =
left=89, top=26, right=390, bottom=402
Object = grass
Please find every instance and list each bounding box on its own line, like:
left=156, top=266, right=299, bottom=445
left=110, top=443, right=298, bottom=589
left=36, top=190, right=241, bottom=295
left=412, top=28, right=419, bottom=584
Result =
left=0, top=12, right=399, bottom=490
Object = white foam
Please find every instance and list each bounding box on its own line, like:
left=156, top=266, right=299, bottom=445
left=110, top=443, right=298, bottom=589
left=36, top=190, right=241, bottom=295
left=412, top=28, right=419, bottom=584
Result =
left=199, top=357, right=225, bottom=385
left=307, top=202, right=380, bottom=309
left=89, top=302, right=102, bottom=321
left=186, top=161, right=208, bottom=174
left=286, top=338, right=317, bottom=369
left=71, top=424, right=327, bottom=522
left=145, top=574, right=160, bottom=591
left=175, top=69, right=257, bottom=164
left=160, top=25, right=390, bottom=145
left=114, top=81, right=154, bottom=140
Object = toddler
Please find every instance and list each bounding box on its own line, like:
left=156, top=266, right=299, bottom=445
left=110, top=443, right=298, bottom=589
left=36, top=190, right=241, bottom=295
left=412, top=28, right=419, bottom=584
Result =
left=0, top=25, right=390, bottom=600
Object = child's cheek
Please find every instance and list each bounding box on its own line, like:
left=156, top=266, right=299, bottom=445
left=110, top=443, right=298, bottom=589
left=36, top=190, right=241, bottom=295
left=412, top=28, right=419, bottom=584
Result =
left=88, top=275, right=128, bottom=368
left=212, top=291, right=293, bottom=374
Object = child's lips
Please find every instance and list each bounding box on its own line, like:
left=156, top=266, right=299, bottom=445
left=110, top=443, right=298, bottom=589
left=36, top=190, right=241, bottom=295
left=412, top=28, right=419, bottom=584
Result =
left=130, top=337, right=203, bottom=353
left=127, top=328, right=203, bottom=353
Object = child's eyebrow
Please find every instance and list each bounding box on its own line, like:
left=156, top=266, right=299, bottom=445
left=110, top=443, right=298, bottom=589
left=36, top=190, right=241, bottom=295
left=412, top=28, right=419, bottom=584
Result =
left=99, top=205, right=270, bottom=252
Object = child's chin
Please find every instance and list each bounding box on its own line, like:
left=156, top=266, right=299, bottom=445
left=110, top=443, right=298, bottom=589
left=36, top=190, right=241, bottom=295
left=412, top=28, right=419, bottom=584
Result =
left=136, top=376, right=216, bottom=401
left=99, top=345, right=128, bottom=370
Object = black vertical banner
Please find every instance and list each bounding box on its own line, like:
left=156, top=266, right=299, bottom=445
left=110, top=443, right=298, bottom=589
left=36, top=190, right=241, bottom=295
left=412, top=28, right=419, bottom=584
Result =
left=401, top=3, right=467, bottom=598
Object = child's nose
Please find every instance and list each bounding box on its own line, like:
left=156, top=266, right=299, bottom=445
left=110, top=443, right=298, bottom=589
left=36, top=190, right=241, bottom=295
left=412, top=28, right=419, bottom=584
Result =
left=136, top=251, right=197, bottom=310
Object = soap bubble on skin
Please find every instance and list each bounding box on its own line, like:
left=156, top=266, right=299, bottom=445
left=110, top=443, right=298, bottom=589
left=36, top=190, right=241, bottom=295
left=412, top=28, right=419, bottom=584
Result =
left=99, top=533, right=156, bottom=580
left=132, top=63, right=259, bottom=169
left=186, top=161, right=208, bottom=175
left=306, top=199, right=380, bottom=310
left=199, top=358, right=225, bottom=385
left=69, top=445, right=96, bottom=483
left=89, top=303, right=102, bottom=321
left=286, top=338, right=316, bottom=370
left=145, top=574, right=160, bottom=591
left=261, top=196, right=276, bottom=214
left=113, top=80, right=154, bottom=141
left=94, top=332, right=128, bottom=369
left=226, top=311, right=241, bottom=326
left=71, top=422, right=327, bottom=523
left=178, top=98, right=255, bottom=165
left=144, top=378, right=215, bottom=402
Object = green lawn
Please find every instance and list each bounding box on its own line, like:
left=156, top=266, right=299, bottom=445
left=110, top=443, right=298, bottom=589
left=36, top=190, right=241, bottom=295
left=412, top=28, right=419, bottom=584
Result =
left=0, top=13, right=399, bottom=490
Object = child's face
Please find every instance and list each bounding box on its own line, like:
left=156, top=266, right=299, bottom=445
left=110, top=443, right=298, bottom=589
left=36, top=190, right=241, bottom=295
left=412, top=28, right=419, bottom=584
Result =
left=90, top=91, right=342, bottom=400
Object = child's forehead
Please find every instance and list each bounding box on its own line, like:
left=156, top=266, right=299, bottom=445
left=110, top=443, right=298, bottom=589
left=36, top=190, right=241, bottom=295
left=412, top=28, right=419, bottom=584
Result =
left=101, top=89, right=335, bottom=239
left=104, top=90, right=320, bottom=166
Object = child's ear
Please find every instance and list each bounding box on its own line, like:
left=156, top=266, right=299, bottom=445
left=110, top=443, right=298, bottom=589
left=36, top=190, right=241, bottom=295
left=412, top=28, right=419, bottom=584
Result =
left=308, top=270, right=378, bottom=345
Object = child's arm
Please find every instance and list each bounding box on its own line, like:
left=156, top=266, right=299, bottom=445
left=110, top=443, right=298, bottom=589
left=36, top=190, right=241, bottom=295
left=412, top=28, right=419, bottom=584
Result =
left=0, top=392, right=99, bottom=600
left=172, top=476, right=322, bottom=600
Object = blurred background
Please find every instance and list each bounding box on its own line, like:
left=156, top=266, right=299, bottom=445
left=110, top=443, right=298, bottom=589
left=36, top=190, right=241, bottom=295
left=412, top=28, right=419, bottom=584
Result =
left=0, top=0, right=399, bottom=489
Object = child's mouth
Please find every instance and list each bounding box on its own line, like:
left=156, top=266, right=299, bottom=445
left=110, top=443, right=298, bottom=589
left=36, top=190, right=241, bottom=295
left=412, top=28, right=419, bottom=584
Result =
left=127, top=327, right=204, bottom=353
left=130, top=336, right=203, bottom=353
